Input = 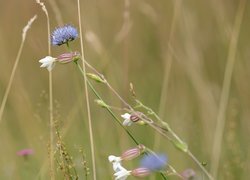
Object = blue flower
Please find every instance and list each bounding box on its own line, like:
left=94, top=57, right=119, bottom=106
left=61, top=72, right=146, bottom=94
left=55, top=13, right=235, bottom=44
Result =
left=51, top=25, right=78, bottom=46
left=140, top=153, right=167, bottom=171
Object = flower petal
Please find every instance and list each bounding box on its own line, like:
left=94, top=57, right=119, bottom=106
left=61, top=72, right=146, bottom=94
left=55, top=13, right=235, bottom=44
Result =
left=122, top=119, right=133, bottom=126
left=108, top=155, right=123, bottom=172
left=114, top=167, right=131, bottom=180
left=39, top=56, right=56, bottom=71
left=51, top=25, right=78, bottom=46
left=121, top=113, right=131, bottom=120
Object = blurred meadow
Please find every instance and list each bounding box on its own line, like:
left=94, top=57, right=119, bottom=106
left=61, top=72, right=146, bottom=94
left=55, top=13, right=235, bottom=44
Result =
left=0, top=0, right=250, bottom=179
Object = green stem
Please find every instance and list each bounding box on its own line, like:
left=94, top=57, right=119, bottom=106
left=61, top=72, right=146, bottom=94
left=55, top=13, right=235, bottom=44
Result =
left=76, top=61, right=139, bottom=145
left=78, top=59, right=214, bottom=179
left=66, top=42, right=72, bottom=51
left=135, top=100, right=213, bottom=179
left=75, top=62, right=168, bottom=180
left=188, top=150, right=214, bottom=180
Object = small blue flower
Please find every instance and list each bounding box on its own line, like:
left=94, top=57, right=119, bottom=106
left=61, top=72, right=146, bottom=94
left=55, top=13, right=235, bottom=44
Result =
left=51, top=25, right=78, bottom=46
left=140, top=153, right=167, bottom=171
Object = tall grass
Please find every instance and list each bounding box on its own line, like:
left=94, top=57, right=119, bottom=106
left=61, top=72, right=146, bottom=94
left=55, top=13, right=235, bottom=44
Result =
left=0, top=1, right=249, bottom=180
left=35, top=1, right=55, bottom=179
left=77, top=0, right=97, bottom=179
left=0, top=15, right=37, bottom=125
left=210, top=0, right=246, bottom=177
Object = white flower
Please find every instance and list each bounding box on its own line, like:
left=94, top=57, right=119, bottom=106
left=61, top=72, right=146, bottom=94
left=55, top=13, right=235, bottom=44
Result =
left=39, top=56, right=56, bottom=71
left=121, top=113, right=132, bottom=126
left=114, top=167, right=131, bottom=180
left=108, top=155, right=122, bottom=172
left=109, top=155, right=131, bottom=180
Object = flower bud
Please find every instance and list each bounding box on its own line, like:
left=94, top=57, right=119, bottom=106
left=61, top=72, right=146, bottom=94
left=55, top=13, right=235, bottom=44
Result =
left=173, top=139, right=188, bottom=153
left=87, top=73, right=106, bottom=83
left=181, top=168, right=196, bottom=180
left=131, top=168, right=151, bottom=177
left=137, top=121, right=146, bottom=125
left=121, top=144, right=146, bottom=161
left=17, top=149, right=34, bottom=156
left=57, top=51, right=80, bottom=64
left=130, top=112, right=147, bottom=125
left=94, top=99, right=109, bottom=108
left=130, top=112, right=143, bottom=122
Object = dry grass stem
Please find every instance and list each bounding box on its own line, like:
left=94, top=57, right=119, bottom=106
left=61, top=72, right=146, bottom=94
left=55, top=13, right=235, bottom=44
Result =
left=0, top=15, right=37, bottom=125
left=210, top=0, right=246, bottom=177
left=77, top=0, right=97, bottom=179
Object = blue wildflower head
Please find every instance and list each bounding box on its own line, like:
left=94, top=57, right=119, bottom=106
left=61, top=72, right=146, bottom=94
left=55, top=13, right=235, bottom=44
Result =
left=140, top=153, right=167, bottom=171
left=51, top=24, right=78, bottom=46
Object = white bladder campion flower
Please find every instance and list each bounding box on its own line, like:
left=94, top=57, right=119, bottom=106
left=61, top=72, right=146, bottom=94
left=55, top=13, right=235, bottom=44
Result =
left=121, top=113, right=133, bottom=126
left=39, top=52, right=80, bottom=71
left=109, top=155, right=131, bottom=180
left=121, top=112, right=145, bottom=126
left=39, top=56, right=56, bottom=71
left=108, top=155, right=122, bottom=172
left=114, top=167, right=131, bottom=180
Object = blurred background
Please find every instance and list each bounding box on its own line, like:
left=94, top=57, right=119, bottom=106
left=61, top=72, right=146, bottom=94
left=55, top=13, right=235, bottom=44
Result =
left=0, top=0, right=249, bottom=179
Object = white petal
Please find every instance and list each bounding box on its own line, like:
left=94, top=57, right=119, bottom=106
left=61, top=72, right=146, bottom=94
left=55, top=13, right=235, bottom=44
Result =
left=114, top=168, right=131, bottom=180
left=46, top=62, right=56, bottom=71
left=40, top=63, right=48, bottom=68
left=108, top=155, right=123, bottom=172
left=39, top=56, right=56, bottom=63
left=113, top=162, right=125, bottom=172
left=108, top=155, right=116, bottom=162
left=39, top=56, right=56, bottom=71
left=122, top=119, right=133, bottom=126
left=121, top=113, right=131, bottom=120
left=108, top=155, right=121, bottom=163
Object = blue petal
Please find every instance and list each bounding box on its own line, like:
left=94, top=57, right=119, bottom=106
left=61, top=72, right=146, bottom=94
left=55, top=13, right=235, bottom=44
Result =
left=140, top=153, right=167, bottom=171
left=51, top=25, right=78, bottom=46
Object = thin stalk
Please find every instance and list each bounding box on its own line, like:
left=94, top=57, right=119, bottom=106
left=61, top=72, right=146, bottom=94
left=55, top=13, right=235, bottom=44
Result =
left=76, top=62, right=168, bottom=180
left=40, top=2, right=55, bottom=178
left=35, top=1, right=55, bottom=178
left=0, top=15, right=37, bottom=125
left=80, top=57, right=214, bottom=179
left=47, top=18, right=55, bottom=180
left=167, top=164, right=184, bottom=179
left=77, top=1, right=97, bottom=179
left=210, top=0, right=246, bottom=178
left=0, top=40, right=25, bottom=125
left=76, top=62, right=139, bottom=145
left=135, top=101, right=214, bottom=179
left=187, top=151, right=214, bottom=180
left=49, top=72, right=54, bottom=180
left=84, top=61, right=132, bottom=110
